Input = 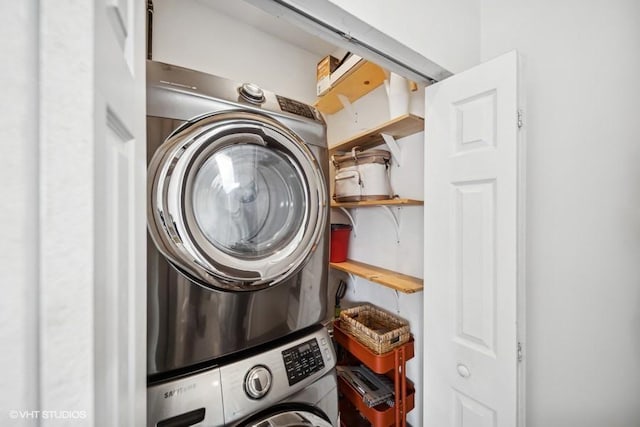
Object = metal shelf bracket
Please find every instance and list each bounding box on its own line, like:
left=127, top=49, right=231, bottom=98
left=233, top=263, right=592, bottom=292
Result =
left=335, top=204, right=405, bottom=242
left=380, top=205, right=401, bottom=243
left=381, top=133, right=401, bottom=167
left=347, top=272, right=357, bottom=284
left=337, top=94, right=358, bottom=125
left=338, top=206, right=357, bottom=237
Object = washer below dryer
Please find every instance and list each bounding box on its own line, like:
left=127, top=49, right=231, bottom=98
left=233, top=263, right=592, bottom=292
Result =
left=147, top=325, right=338, bottom=427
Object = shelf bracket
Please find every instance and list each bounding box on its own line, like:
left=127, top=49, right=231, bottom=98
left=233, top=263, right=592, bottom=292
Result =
left=380, top=205, right=401, bottom=243
left=337, top=94, right=358, bottom=125
left=338, top=207, right=357, bottom=237
left=381, top=133, right=401, bottom=167
left=347, top=272, right=357, bottom=284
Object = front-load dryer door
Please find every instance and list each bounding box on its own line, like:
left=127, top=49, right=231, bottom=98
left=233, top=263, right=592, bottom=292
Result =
left=148, top=111, right=327, bottom=292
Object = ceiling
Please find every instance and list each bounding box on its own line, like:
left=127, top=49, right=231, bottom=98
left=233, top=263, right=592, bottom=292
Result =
left=196, top=0, right=337, bottom=56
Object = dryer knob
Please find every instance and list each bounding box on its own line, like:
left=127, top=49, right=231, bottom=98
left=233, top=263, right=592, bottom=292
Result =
left=244, top=365, right=272, bottom=399
left=239, top=83, right=265, bottom=104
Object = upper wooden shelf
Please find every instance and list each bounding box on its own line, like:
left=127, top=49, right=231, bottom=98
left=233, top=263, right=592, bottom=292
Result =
left=331, top=198, right=423, bottom=209
left=328, top=114, right=424, bottom=155
left=315, top=60, right=387, bottom=114
left=330, top=259, right=423, bottom=294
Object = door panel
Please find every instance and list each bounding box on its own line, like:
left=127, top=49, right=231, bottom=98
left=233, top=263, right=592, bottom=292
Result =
left=453, top=180, right=496, bottom=357
left=424, top=51, right=523, bottom=426
left=453, top=390, right=497, bottom=427
left=94, top=0, right=146, bottom=425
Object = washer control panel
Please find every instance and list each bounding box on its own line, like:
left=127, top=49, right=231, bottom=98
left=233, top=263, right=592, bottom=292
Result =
left=282, top=338, right=325, bottom=386
left=217, top=326, right=335, bottom=423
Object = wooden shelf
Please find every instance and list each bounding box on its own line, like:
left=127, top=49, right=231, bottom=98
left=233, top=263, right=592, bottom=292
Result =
left=333, top=321, right=414, bottom=374
left=315, top=60, right=387, bottom=114
left=329, top=114, right=424, bottom=155
left=331, top=198, right=423, bottom=209
left=330, top=259, right=423, bottom=294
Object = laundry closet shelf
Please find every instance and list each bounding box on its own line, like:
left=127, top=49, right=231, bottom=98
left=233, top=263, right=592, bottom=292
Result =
left=315, top=60, right=387, bottom=114
left=329, top=259, right=423, bottom=293
left=331, top=198, right=423, bottom=209
left=328, top=114, right=424, bottom=155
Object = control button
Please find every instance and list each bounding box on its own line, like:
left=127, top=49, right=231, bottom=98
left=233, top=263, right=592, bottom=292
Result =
left=244, top=366, right=271, bottom=399
left=238, top=83, right=265, bottom=104
left=320, top=338, right=327, bottom=345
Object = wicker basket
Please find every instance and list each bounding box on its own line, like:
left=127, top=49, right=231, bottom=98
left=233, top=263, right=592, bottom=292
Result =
left=339, top=304, right=410, bottom=354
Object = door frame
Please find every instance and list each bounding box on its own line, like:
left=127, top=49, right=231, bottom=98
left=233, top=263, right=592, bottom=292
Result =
left=516, top=52, right=527, bottom=427
left=7, top=0, right=147, bottom=424
left=8, top=0, right=526, bottom=424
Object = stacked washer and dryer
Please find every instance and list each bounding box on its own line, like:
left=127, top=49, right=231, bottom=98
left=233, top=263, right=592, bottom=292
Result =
left=146, top=61, right=337, bottom=426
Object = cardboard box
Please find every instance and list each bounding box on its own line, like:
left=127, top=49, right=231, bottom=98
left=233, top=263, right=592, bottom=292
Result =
left=330, top=54, right=363, bottom=87
left=317, top=55, right=340, bottom=96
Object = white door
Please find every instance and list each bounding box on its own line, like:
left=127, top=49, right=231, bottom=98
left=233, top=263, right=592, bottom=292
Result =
left=424, top=51, right=524, bottom=426
left=94, top=0, right=146, bottom=425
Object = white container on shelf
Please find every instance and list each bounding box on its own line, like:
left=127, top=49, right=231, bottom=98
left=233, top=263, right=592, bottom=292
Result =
left=332, top=148, right=393, bottom=202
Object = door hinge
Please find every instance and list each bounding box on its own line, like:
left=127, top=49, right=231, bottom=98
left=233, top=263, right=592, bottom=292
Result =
left=517, top=109, right=524, bottom=129
left=517, top=342, right=523, bottom=362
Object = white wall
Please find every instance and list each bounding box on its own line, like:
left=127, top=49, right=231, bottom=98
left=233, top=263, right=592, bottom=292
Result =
left=481, top=1, right=640, bottom=425
left=2, top=0, right=98, bottom=423
left=326, top=85, right=426, bottom=426
left=152, top=0, right=320, bottom=103
left=0, top=1, right=39, bottom=420
left=327, top=0, right=481, bottom=74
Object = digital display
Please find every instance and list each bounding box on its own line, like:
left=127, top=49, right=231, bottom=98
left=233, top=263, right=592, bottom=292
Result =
left=298, top=344, right=310, bottom=353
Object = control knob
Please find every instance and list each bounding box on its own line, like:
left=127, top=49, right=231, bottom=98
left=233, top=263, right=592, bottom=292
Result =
left=244, top=365, right=272, bottom=399
left=238, top=83, right=265, bottom=104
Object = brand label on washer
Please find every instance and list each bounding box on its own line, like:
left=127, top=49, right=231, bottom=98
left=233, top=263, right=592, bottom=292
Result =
left=163, top=383, right=196, bottom=399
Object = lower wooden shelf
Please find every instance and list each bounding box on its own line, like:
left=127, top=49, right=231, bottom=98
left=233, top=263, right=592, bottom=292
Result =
left=338, top=376, right=415, bottom=427
left=329, top=259, right=424, bottom=294
left=330, top=198, right=423, bottom=209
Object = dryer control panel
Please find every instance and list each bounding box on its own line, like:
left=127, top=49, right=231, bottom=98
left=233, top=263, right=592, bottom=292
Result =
left=282, top=338, right=325, bottom=386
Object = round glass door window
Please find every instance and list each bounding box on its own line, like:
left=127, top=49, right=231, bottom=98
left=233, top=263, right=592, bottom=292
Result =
left=147, top=111, right=327, bottom=291
left=192, top=144, right=305, bottom=258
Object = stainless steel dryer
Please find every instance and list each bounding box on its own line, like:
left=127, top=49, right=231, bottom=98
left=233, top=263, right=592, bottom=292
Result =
left=146, top=61, right=329, bottom=377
